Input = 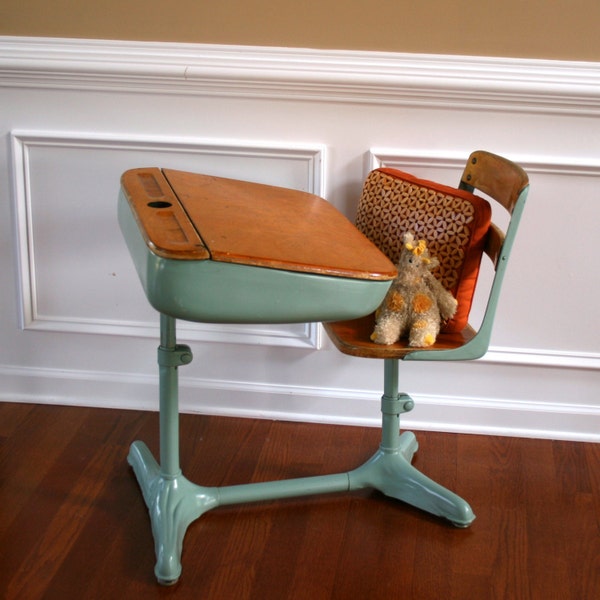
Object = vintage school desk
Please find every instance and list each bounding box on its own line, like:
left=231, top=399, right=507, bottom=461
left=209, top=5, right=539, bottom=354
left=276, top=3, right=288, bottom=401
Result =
left=118, top=168, right=397, bottom=584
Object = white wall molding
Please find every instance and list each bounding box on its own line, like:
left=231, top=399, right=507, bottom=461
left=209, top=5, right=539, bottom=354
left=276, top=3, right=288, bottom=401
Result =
left=369, top=148, right=600, bottom=178
left=9, top=129, right=325, bottom=348
left=1, top=36, right=600, bottom=115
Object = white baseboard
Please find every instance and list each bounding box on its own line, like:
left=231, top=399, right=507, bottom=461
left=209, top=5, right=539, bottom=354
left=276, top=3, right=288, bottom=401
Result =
left=2, top=365, right=598, bottom=443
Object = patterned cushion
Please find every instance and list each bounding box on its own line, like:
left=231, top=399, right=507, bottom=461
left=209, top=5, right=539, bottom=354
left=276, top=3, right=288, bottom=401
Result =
left=355, top=168, right=492, bottom=332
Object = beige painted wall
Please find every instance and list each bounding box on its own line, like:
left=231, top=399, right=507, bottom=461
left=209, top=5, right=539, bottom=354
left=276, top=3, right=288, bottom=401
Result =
left=1, top=0, right=599, bottom=61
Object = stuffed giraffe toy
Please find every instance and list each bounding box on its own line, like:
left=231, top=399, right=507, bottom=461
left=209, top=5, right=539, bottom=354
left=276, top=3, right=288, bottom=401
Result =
left=371, top=232, right=458, bottom=347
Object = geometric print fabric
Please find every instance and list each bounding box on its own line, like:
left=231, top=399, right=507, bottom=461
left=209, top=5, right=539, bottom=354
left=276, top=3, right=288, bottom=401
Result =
left=355, top=168, right=491, bottom=332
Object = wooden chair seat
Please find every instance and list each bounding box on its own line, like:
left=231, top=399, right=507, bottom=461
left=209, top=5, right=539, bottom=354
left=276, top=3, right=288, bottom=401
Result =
left=324, top=315, right=476, bottom=359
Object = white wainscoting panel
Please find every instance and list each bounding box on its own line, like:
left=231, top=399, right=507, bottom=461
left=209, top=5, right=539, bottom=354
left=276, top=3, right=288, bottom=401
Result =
left=10, top=130, right=324, bottom=348
left=1, top=37, right=599, bottom=442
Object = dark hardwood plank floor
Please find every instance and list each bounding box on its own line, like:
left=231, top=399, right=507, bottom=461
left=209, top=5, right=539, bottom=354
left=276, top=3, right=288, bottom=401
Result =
left=1, top=402, right=598, bottom=599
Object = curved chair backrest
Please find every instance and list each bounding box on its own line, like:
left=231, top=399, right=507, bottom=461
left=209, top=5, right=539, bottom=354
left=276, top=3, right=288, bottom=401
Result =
left=406, top=151, right=530, bottom=361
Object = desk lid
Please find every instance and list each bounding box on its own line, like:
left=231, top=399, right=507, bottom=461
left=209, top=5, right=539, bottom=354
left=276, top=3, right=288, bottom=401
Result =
left=121, top=168, right=396, bottom=281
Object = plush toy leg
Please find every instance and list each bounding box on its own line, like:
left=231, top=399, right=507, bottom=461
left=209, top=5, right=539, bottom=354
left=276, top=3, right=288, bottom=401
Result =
left=408, top=319, right=439, bottom=347
left=371, top=313, right=404, bottom=345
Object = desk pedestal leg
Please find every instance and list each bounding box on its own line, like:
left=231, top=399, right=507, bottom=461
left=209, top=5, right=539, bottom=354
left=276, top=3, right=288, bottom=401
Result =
left=128, top=314, right=215, bottom=584
left=127, top=442, right=219, bottom=584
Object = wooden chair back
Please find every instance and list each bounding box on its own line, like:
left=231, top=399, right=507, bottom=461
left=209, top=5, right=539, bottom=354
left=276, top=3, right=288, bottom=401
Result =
left=459, top=150, right=529, bottom=270
left=405, top=150, right=530, bottom=360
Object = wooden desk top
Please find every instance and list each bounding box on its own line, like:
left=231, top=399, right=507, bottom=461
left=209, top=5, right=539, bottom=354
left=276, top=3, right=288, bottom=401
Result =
left=121, top=168, right=396, bottom=281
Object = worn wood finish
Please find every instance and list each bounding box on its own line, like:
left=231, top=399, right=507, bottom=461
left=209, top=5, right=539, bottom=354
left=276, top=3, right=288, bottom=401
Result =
left=459, top=150, right=529, bottom=214
left=484, top=222, right=505, bottom=268
left=163, top=169, right=396, bottom=279
left=1, top=402, right=598, bottom=599
left=324, top=314, right=476, bottom=359
left=121, top=167, right=397, bottom=280
left=120, top=168, right=210, bottom=260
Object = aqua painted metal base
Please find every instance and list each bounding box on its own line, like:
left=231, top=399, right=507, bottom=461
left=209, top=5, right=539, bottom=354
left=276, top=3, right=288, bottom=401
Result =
left=128, top=314, right=475, bottom=585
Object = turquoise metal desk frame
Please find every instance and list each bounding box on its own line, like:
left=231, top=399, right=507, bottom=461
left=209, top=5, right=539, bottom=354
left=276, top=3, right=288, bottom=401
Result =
left=119, top=168, right=475, bottom=585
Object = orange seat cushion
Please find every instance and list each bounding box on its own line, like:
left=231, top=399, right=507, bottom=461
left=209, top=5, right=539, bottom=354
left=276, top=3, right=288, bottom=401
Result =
left=355, top=168, right=492, bottom=332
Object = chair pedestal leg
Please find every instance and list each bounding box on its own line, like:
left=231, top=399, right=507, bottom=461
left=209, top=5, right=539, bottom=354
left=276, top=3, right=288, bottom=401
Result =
left=347, top=434, right=475, bottom=527
left=348, top=359, right=475, bottom=527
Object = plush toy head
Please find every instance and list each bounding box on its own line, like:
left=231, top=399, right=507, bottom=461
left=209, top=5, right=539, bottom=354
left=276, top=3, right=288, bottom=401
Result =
left=371, top=232, right=457, bottom=347
left=397, top=233, right=439, bottom=278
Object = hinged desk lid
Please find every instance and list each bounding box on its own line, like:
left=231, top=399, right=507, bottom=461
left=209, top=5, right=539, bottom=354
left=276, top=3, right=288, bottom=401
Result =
left=121, top=168, right=396, bottom=281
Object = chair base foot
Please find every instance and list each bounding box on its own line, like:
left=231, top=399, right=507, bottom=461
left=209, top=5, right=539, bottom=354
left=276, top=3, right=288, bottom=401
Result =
left=348, top=431, right=476, bottom=527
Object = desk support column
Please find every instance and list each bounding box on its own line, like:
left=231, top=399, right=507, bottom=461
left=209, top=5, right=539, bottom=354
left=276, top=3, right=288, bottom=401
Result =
left=158, top=314, right=192, bottom=478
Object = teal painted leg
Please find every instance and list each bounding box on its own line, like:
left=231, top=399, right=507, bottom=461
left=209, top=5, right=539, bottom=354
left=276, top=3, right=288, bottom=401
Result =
left=348, top=359, right=475, bottom=527
left=128, top=439, right=352, bottom=583
left=128, top=315, right=352, bottom=584
left=127, top=442, right=219, bottom=584
left=348, top=441, right=475, bottom=527
left=128, top=322, right=474, bottom=584
left=128, top=314, right=216, bottom=584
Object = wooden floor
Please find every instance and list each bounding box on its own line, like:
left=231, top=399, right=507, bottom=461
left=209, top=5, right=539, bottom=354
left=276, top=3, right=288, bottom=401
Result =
left=1, top=402, right=599, bottom=599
